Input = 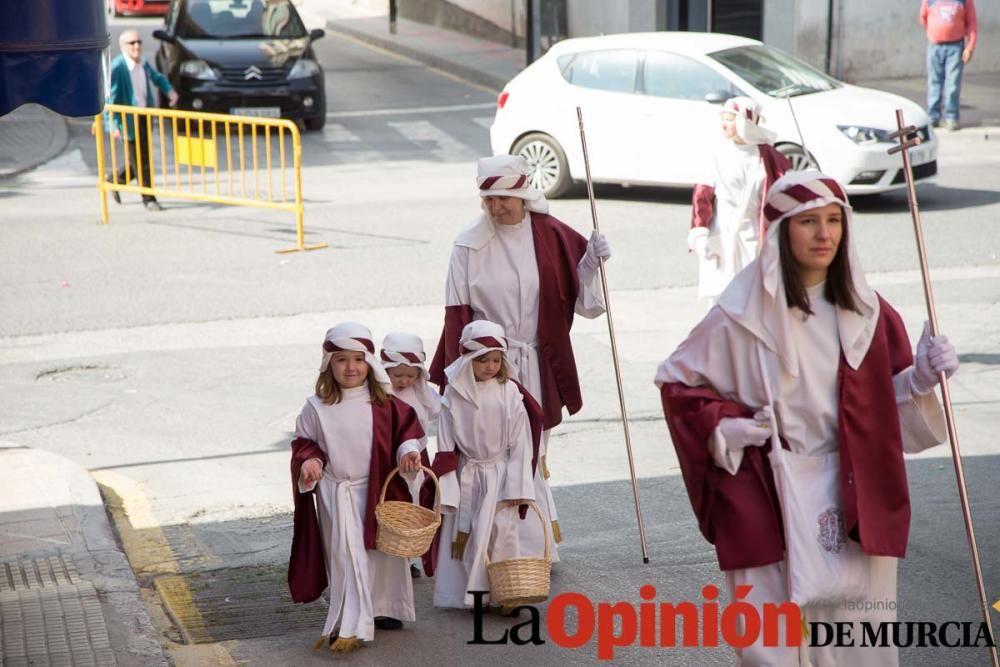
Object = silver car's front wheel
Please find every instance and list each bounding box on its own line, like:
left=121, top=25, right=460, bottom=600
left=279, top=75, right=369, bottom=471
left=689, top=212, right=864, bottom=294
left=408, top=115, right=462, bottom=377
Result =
left=512, top=133, right=571, bottom=198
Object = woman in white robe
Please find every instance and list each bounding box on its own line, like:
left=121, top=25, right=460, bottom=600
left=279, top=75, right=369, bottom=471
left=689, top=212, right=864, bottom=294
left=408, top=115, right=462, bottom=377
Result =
left=656, top=172, right=959, bottom=666
left=291, top=322, right=425, bottom=651
left=433, top=320, right=536, bottom=609
left=431, top=154, right=610, bottom=562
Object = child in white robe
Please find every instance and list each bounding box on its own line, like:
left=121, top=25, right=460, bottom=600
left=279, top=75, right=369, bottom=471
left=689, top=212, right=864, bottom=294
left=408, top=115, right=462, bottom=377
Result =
left=380, top=331, right=441, bottom=577
left=290, top=322, right=426, bottom=652
left=433, top=320, right=536, bottom=609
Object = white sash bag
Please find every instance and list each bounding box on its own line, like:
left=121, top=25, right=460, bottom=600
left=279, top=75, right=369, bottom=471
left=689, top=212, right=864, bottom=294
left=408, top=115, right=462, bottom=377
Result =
left=757, top=343, right=876, bottom=606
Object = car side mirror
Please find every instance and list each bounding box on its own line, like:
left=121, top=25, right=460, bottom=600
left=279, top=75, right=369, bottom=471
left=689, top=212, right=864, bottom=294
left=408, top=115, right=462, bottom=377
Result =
left=152, top=29, right=175, bottom=44
left=309, top=28, right=325, bottom=41
left=704, top=90, right=729, bottom=104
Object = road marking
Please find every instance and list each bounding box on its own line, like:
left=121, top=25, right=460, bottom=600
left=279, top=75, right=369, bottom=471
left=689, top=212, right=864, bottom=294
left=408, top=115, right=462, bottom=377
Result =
left=93, top=470, right=233, bottom=661
left=472, top=115, right=495, bottom=130
left=321, top=122, right=361, bottom=142
left=387, top=119, right=477, bottom=161
left=327, top=102, right=495, bottom=119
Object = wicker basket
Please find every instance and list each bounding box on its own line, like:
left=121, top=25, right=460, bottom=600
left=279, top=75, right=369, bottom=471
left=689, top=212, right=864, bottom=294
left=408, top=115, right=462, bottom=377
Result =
left=486, top=500, right=551, bottom=607
left=375, top=465, right=441, bottom=558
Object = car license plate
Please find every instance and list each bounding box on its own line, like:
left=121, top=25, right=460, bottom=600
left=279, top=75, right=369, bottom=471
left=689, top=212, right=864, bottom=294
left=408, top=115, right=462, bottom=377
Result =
left=229, top=107, right=280, bottom=119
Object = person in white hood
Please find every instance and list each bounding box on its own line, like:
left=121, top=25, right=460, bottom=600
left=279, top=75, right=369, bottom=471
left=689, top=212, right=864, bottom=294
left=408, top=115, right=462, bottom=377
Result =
left=689, top=96, right=791, bottom=305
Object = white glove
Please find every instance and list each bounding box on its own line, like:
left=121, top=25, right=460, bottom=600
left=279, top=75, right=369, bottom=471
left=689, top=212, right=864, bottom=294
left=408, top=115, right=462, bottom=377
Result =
left=584, top=231, right=611, bottom=267
left=692, top=232, right=721, bottom=266
left=910, top=321, right=959, bottom=395
left=718, top=408, right=771, bottom=452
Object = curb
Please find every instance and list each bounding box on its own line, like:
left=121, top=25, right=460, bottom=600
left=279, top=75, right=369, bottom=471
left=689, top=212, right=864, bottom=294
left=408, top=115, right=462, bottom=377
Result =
left=0, top=105, right=72, bottom=180
left=323, top=20, right=510, bottom=92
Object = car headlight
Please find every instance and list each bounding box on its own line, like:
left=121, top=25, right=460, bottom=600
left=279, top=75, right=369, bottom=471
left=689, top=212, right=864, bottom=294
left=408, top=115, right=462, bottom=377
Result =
left=837, top=125, right=893, bottom=145
left=179, top=60, right=218, bottom=80
left=288, top=59, right=321, bottom=79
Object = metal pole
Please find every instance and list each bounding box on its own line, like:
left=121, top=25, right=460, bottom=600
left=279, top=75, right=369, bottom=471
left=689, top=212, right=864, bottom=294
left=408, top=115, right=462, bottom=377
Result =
left=889, top=108, right=999, bottom=667
left=389, top=0, right=397, bottom=34
left=576, top=106, right=650, bottom=564
left=526, top=0, right=541, bottom=65
left=784, top=93, right=813, bottom=170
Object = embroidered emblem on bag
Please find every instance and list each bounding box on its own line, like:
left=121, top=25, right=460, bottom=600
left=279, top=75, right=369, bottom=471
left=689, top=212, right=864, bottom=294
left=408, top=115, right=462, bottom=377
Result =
left=817, top=507, right=846, bottom=553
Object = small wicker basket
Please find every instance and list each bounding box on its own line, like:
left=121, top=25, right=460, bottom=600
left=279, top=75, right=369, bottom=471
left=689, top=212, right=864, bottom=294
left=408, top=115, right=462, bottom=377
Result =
left=486, top=500, right=551, bottom=607
left=375, top=465, right=441, bottom=559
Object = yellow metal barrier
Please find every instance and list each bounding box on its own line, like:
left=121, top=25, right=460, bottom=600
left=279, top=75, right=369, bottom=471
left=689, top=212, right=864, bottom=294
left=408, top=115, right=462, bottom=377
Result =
left=93, top=104, right=326, bottom=253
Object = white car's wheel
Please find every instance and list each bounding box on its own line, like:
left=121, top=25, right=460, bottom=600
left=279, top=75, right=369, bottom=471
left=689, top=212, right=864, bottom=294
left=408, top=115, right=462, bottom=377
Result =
left=777, top=143, right=817, bottom=171
left=512, top=133, right=571, bottom=198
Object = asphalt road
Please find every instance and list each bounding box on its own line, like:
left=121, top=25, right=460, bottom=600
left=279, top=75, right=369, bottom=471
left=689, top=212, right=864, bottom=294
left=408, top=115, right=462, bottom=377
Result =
left=1, top=13, right=999, bottom=667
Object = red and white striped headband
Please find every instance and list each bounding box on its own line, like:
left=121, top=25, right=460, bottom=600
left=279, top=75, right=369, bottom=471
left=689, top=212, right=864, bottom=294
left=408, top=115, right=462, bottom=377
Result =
left=477, top=173, right=528, bottom=192
left=724, top=98, right=760, bottom=124
left=763, top=175, right=848, bottom=229
left=380, top=349, right=424, bottom=365
left=324, top=337, right=375, bottom=354
left=460, top=336, right=508, bottom=354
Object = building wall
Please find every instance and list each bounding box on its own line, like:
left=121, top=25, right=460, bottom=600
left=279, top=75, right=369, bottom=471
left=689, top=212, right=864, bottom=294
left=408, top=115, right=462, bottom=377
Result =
left=563, top=0, right=999, bottom=80
left=451, top=0, right=526, bottom=39
left=566, top=0, right=657, bottom=37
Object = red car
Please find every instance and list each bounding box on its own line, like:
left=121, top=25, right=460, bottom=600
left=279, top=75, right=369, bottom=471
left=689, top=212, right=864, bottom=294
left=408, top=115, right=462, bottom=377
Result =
left=108, top=0, right=171, bottom=17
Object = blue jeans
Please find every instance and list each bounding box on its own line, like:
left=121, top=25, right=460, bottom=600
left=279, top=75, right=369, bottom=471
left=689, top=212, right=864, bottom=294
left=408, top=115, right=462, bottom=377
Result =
left=926, top=40, right=965, bottom=123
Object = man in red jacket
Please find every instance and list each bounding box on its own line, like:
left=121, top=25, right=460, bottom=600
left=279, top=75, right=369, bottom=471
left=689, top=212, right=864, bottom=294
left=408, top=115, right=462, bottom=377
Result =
left=921, top=0, right=978, bottom=130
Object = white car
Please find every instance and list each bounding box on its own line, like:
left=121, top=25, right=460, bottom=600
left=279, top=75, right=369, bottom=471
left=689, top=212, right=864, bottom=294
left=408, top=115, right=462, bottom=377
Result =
left=490, top=32, right=937, bottom=197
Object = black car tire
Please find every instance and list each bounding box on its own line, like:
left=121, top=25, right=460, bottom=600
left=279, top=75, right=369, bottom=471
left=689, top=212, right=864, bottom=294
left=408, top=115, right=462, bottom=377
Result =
left=304, top=114, right=326, bottom=131
left=776, top=143, right=818, bottom=171
left=511, top=132, right=572, bottom=199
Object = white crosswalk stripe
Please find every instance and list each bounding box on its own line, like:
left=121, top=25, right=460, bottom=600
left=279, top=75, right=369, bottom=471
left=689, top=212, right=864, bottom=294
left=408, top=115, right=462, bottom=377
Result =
left=472, top=116, right=494, bottom=131
left=321, top=123, right=361, bottom=143
left=386, top=119, right=478, bottom=162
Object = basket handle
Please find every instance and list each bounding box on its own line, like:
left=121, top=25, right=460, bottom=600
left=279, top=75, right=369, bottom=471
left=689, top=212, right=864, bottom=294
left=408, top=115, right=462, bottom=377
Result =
left=486, top=499, right=549, bottom=562
left=379, top=464, right=441, bottom=515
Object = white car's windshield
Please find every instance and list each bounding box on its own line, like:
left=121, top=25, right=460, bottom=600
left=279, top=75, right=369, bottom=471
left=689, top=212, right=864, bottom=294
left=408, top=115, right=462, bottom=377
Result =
left=177, top=0, right=308, bottom=39
left=709, top=45, right=841, bottom=97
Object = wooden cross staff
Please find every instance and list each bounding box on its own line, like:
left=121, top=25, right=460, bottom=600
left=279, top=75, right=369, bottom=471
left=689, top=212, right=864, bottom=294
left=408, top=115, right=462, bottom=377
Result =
left=889, top=108, right=998, bottom=666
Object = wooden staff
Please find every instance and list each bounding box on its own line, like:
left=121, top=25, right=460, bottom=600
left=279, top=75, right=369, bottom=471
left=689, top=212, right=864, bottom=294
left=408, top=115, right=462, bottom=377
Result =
left=889, top=108, right=998, bottom=666
left=576, top=107, right=649, bottom=563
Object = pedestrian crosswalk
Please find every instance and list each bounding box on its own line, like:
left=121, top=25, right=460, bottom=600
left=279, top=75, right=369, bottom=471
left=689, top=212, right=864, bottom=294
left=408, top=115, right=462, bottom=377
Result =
left=311, top=114, right=495, bottom=164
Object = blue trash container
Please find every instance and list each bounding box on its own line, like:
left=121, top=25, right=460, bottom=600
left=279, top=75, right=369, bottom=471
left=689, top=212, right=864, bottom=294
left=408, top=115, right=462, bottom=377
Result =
left=0, top=0, right=109, bottom=116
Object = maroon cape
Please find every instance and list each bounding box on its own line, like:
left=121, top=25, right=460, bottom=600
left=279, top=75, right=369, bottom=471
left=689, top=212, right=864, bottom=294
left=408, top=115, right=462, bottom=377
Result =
left=660, top=296, right=915, bottom=571
left=429, top=212, right=590, bottom=431
left=287, top=396, right=428, bottom=604
left=690, top=144, right=791, bottom=233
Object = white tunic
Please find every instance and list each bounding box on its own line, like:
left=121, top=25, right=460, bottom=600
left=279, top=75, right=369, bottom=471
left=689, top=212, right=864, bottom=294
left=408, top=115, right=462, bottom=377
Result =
left=433, top=379, right=535, bottom=608
left=694, top=141, right=767, bottom=300
left=294, top=386, right=422, bottom=641
left=657, top=284, right=947, bottom=667
left=444, top=213, right=606, bottom=558
left=393, top=384, right=441, bottom=501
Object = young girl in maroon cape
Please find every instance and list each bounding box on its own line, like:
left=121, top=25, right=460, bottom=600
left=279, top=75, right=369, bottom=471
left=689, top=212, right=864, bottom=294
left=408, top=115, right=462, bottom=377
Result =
left=380, top=331, right=441, bottom=577
left=656, top=171, right=958, bottom=666
left=430, top=154, right=611, bottom=562
left=432, top=320, right=539, bottom=610
left=288, top=322, right=427, bottom=652
left=689, top=96, right=790, bottom=305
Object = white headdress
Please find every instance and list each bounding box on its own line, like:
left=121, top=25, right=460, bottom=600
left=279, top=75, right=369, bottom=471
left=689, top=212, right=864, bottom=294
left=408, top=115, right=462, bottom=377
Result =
left=380, top=331, right=440, bottom=419
left=443, top=320, right=511, bottom=406
left=722, top=96, right=776, bottom=145
left=456, top=155, right=550, bottom=250
left=319, top=322, right=392, bottom=393
left=717, top=170, right=879, bottom=376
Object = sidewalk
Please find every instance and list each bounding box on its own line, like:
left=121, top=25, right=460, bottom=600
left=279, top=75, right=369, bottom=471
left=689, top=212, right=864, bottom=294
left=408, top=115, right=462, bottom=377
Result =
left=0, top=104, right=70, bottom=179
left=0, top=443, right=166, bottom=666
